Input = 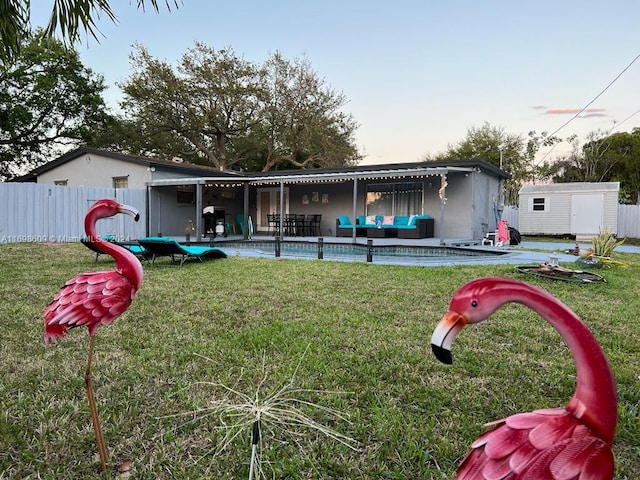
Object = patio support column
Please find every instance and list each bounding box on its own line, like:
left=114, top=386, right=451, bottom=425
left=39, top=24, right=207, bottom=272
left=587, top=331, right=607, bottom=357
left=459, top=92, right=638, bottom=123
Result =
left=279, top=181, right=285, bottom=236
left=243, top=182, right=250, bottom=239
left=351, top=176, right=358, bottom=243
left=145, top=185, right=151, bottom=237
left=195, top=181, right=203, bottom=240
left=438, top=173, right=448, bottom=246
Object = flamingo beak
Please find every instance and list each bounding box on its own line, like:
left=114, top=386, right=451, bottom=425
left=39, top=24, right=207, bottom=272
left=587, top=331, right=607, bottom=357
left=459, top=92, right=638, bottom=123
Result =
left=431, top=311, right=467, bottom=365
left=118, top=204, right=140, bottom=222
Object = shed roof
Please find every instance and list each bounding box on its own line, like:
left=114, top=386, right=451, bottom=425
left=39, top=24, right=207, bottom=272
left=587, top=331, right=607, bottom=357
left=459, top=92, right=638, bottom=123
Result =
left=519, top=182, right=620, bottom=195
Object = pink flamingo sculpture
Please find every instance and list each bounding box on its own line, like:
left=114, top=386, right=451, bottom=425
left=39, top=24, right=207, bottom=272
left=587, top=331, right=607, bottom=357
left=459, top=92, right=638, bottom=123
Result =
left=43, top=199, right=144, bottom=473
left=431, top=277, right=616, bottom=479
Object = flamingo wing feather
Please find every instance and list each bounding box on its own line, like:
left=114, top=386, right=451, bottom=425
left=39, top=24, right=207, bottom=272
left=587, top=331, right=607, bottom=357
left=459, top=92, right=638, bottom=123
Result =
left=453, top=410, right=614, bottom=479
left=43, top=271, right=135, bottom=344
left=550, top=437, right=613, bottom=480
left=528, top=412, right=577, bottom=449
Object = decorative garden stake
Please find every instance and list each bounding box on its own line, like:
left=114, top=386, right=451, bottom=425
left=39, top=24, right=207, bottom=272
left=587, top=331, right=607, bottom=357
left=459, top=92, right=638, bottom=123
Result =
left=43, top=199, right=144, bottom=473
left=249, top=417, right=261, bottom=480
left=162, top=350, right=359, bottom=479
left=431, top=277, right=617, bottom=479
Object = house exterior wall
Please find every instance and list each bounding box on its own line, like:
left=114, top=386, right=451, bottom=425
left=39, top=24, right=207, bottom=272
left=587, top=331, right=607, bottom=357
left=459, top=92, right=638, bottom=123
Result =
left=285, top=181, right=356, bottom=236
left=35, top=152, right=206, bottom=189
left=518, top=182, right=619, bottom=235
left=440, top=172, right=473, bottom=238
left=37, top=153, right=153, bottom=188
left=435, top=171, right=503, bottom=240
left=471, top=171, right=502, bottom=238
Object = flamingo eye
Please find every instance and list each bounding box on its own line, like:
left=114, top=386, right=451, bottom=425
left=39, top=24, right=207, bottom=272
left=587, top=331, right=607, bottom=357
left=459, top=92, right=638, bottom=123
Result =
left=471, top=300, right=478, bottom=307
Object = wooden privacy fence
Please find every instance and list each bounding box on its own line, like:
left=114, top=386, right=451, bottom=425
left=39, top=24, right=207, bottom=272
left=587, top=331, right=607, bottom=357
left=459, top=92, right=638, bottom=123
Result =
left=502, top=205, right=640, bottom=239
left=0, top=183, right=146, bottom=244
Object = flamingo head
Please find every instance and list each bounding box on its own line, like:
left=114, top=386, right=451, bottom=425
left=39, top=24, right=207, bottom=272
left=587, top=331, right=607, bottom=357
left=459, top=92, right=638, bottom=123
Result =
left=431, top=277, right=509, bottom=365
left=85, top=199, right=140, bottom=237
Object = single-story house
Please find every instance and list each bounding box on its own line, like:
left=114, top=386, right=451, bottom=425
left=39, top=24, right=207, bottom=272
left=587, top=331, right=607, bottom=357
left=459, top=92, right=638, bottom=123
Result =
left=15, top=148, right=511, bottom=244
left=518, top=182, right=620, bottom=239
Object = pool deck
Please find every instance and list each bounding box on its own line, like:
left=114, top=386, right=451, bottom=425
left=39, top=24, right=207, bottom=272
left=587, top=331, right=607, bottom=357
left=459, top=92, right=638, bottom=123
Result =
left=183, top=234, right=640, bottom=267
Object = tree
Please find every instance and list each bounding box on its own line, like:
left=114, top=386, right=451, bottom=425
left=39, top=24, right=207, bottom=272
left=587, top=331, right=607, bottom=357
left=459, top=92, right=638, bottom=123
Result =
left=256, top=52, right=360, bottom=171
left=118, top=44, right=361, bottom=171
left=0, top=30, right=113, bottom=180
left=119, top=43, right=266, bottom=169
left=542, top=130, right=617, bottom=183
left=0, top=1, right=178, bottom=64
left=424, top=122, right=531, bottom=205
left=549, top=129, right=640, bottom=203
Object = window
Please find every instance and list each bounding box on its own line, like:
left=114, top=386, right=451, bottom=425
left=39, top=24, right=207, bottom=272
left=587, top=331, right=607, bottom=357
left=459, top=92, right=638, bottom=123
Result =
left=112, top=176, right=128, bottom=189
left=366, top=182, right=423, bottom=216
left=54, top=180, right=68, bottom=186
left=531, top=197, right=547, bottom=212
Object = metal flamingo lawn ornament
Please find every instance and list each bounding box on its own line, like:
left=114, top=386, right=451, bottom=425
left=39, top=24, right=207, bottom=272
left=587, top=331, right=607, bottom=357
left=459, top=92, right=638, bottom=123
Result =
left=431, top=277, right=617, bottom=479
left=43, top=199, right=144, bottom=473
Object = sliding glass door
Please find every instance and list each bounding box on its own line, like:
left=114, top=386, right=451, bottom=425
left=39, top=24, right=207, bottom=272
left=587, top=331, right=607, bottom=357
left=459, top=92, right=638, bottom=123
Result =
left=256, top=187, right=288, bottom=232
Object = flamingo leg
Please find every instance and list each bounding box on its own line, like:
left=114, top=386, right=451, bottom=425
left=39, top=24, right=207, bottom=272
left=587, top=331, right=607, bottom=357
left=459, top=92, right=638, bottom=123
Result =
left=85, top=335, right=109, bottom=472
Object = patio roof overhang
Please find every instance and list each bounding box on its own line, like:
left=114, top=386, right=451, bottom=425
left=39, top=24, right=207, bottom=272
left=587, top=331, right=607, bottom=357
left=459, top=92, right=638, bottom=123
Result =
left=145, top=165, right=478, bottom=187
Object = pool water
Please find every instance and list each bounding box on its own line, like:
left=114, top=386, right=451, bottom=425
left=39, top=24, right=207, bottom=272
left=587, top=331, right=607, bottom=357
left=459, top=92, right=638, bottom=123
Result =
left=214, top=240, right=509, bottom=267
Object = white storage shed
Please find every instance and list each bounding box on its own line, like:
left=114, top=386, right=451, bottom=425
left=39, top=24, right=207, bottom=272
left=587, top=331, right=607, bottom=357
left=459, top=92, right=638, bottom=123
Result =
left=518, top=182, right=619, bottom=239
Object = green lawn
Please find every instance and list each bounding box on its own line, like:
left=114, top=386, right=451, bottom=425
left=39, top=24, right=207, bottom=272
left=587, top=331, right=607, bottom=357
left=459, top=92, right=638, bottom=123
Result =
left=1, top=243, right=639, bottom=479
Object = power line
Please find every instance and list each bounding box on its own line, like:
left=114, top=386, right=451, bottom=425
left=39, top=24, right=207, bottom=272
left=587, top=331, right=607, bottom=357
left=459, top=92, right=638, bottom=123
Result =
left=610, top=107, right=640, bottom=133
left=536, top=52, right=640, bottom=165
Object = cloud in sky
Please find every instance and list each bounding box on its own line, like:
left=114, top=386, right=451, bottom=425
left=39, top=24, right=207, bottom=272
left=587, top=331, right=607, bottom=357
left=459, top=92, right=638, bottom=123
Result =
left=531, top=106, right=608, bottom=117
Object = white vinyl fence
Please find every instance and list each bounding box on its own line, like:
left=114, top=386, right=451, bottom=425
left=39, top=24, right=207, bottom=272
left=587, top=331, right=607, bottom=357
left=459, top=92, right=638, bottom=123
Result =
left=0, top=183, right=146, bottom=244
left=502, top=204, right=640, bottom=239
left=502, top=205, right=520, bottom=231
left=617, top=204, right=640, bottom=238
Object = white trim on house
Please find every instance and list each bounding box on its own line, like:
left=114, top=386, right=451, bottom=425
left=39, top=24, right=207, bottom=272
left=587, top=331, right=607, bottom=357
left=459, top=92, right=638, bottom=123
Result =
left=145, top=166, right=477, bottom=187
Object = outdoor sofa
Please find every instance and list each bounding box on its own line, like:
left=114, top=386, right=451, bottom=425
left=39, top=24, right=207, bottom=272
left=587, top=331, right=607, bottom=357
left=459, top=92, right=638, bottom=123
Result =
left=336, top=215, right=434, bottom=239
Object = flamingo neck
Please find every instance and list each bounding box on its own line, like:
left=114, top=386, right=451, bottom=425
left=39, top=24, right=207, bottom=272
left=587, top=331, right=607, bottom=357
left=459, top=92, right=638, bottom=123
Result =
left=506, top=283, right=617, bottom=444
left=85, top=215, right=143, bottom=290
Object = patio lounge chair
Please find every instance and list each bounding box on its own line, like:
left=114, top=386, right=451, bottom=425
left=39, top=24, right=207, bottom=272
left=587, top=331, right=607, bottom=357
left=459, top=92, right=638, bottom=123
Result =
left=81, top=236, right=149, bottom=262
left=138, top=237, right=227, bottom=266
left=81, top=236, right=107, bottom=262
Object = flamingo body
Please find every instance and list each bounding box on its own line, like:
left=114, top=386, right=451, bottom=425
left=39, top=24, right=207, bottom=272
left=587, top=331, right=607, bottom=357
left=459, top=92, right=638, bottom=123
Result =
left=43, top=199, right=143, bottom=344
left=43, top=270, right=138, bottom=344
left=431, top=277, right=616, bottom=480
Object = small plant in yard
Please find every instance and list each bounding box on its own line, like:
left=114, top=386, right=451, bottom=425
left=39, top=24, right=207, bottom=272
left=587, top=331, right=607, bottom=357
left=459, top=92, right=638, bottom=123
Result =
left=160, top=348, right=359, bottom=480
left=579, top=228, right=628, bottom=268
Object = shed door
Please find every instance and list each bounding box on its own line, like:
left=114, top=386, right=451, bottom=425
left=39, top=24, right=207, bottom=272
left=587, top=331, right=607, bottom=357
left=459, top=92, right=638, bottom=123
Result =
left=571, top=194, right=603, bottom=235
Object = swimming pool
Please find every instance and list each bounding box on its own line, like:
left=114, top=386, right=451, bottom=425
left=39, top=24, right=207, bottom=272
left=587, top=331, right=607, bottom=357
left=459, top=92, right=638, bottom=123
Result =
left=213, top=240, right=512, bottom=267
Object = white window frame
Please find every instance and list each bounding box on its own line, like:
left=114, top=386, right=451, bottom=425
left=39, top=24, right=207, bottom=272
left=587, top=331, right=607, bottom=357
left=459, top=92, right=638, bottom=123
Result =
left=112, top=176, right=129, bottom=189
left=529, top=196, right=549, bottom=212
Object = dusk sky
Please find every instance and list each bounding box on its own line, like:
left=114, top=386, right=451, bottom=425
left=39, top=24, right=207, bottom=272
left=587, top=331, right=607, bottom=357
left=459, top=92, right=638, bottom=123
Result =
left=31, top=1, right=640, bottom=166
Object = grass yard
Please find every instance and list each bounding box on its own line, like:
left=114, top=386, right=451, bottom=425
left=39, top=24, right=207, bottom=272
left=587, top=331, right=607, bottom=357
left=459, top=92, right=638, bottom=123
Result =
left=1, top=242, right=639, bottom=479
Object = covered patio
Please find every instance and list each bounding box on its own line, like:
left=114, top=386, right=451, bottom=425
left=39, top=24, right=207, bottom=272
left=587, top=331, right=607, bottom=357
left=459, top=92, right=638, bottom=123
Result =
left=145, top=159, right=510, bottom=246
